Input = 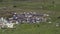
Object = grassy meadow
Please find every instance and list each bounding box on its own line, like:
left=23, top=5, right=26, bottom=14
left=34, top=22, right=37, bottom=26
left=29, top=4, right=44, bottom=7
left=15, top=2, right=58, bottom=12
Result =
left=0, top=0, right=60, bottom=34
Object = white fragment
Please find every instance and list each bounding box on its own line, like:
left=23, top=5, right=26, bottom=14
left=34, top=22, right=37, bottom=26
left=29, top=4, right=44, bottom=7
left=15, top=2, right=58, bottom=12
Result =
left=1, top=17, right=4, bottom=21
left=48, top=22, right=52, bottom=23
left=6, top=23, right=14, bottom=28
left=46, top=14, right=49, bottom=16
left=36, top=21, right=40, bottom=23
left=44, top=14, right=49, bottom=16
left=14, top=13, right=17, bottom=14
left=56, top=23, right=59, bottom=27
left=16, top=21, right=19, bottom=24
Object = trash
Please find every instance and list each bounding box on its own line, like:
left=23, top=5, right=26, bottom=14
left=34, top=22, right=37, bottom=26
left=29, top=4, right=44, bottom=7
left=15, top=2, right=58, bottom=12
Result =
left=44, top=14, right=49, bottom=16
left=56, top=23, right=59, bottom=27
left=48, top=21, right=52, bottom=23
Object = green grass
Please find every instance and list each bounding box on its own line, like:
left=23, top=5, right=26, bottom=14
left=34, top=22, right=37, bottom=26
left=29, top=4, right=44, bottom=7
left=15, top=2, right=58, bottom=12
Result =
left=0, top=0, right=60, bottom=34
left=0, top=23, right=60, bottom=34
